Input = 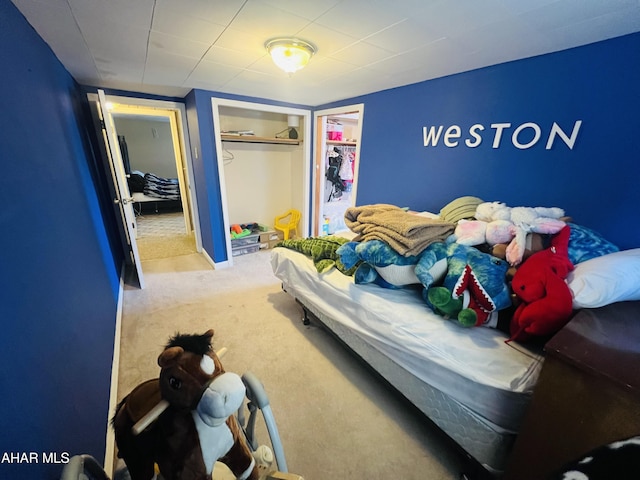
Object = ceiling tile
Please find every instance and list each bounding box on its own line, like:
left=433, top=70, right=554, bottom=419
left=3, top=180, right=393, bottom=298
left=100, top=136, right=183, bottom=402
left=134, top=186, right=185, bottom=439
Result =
left=81, top=23, right=148, bottom=64
left=547, top=6, right=640, bottom=48
left=363, top=19, right=446, bottom=53
left=202, top=45, right=266, bottom=69
left=68, top=0, right=154, bottom=29
left=228, top=1, right=312, bottom=39
left=329, top=41, right=396, bottom=68
left=148, top=31, right=210, bottom=60
left=152, top=4, right=227, bottom=43
left=185, top=60, right=243, bottom=87
left=292, top=57, right=361, bottom=84
left=257, top=0, right=341, bottom=21
left=214, top=27, right=270, bottom=55
left=155, top=0, right=245, bottom=26
left=294, top=22, right=360, bottom=57
left=314, top=0, right=408, bottom=39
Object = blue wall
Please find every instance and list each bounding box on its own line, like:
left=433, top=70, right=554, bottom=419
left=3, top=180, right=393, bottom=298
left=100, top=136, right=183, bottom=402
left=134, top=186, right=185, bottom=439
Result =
left=321, top=33, right=640, bottom=250
left=0, top=1, right=120, bottom=478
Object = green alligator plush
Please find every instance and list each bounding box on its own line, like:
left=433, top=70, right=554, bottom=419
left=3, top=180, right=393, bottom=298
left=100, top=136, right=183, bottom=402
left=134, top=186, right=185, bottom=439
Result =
left=276, top=236, right=357, bottom=275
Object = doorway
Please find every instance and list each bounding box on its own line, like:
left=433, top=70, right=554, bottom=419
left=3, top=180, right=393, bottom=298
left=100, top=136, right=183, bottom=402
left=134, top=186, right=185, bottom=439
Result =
left=89, top=93, right=202, bottom=275
left=313, top=104, right=364, bottom=236
left=111, top=112, right=195, bottom=261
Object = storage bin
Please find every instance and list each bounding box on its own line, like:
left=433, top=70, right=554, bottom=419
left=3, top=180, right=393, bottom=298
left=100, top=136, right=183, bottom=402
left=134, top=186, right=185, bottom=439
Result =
left=231, top=233, right=259, bottom=247
left=259, top=231, right=284, bottom=243
left=232, top=244, right=260, bottom=256
left=327, top=120, right=343, bottom=141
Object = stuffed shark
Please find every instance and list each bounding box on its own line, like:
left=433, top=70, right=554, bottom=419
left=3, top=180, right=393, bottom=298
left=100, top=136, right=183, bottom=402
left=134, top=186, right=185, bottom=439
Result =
left=425, top=243, right=512, bottom=328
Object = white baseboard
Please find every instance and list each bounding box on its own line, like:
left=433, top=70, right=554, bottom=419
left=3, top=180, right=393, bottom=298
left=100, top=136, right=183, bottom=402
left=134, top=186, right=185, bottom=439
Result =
left=103, top=265, right=125, bottom=477
left=201, top=248, right=222, bottom=269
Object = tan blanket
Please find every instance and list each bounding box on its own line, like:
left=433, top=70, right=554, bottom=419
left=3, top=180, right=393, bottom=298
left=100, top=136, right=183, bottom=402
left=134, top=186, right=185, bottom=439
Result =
left=345, top=204, right=456, bottom=256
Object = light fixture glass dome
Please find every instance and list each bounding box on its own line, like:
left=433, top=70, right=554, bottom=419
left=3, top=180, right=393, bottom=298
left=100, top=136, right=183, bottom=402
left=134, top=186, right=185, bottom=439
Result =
left=265, top=38, right=317, bottom=74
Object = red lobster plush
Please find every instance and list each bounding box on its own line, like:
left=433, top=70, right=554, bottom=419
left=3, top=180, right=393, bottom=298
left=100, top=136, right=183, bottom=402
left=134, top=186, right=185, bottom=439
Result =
left=112, top=330, right=259, bottom=480
left=509, top=225, right=574, bottom=342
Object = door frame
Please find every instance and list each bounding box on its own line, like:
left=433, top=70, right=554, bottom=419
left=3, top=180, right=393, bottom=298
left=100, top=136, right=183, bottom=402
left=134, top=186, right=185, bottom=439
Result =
left=110, top=105, right=193, bottom=236
left=211, top=97, right=312, bottom=266
left=312, top=104, right=365, bottom=236
left=95, top=90, right=145, bottom=288
left=88, top=92, right=203, bottom=256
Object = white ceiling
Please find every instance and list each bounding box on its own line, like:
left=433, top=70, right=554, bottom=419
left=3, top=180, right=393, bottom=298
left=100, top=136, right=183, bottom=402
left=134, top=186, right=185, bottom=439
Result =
left=11, top=0, right=640, bottom=106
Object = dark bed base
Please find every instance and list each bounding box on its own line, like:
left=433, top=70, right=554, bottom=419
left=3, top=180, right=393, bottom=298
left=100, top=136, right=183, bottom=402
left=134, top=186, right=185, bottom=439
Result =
left=134, top=199, right=182, bottom=215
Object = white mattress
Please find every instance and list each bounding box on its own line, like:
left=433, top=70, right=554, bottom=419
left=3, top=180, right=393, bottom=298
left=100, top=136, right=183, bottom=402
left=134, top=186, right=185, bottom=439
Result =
left=271, top=246, right=544, bottom=432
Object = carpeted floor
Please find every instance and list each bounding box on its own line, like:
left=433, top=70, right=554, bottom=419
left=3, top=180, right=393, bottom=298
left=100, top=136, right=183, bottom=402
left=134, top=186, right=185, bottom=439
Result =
left=116, top=250, right=469, bottom=479
left=136, top=233, right=196, bottom=260
left=136, top=211, right=186, bottom=237
left=135, top=211, right=196, bottom=260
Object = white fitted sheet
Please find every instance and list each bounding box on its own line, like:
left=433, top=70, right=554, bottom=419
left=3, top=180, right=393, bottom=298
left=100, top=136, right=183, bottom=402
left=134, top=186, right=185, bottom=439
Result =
left=271, top=246, right=544, bottom=432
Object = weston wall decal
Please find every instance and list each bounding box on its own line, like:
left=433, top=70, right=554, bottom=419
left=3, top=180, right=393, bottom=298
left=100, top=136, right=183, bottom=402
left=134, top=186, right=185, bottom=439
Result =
left=422, top=120, right=582, bottom=150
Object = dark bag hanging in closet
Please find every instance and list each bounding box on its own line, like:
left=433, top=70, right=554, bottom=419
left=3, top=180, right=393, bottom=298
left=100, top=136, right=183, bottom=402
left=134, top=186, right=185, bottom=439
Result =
left=326, top=149, right=346, bottom=191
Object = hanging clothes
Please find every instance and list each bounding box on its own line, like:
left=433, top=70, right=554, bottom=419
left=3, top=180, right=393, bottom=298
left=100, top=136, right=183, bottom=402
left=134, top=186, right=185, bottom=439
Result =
left=339, top=146, right=355, bottom=182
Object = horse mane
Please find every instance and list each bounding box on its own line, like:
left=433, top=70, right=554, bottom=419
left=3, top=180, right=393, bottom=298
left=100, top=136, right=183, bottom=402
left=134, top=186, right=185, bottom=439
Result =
left=165, top=331, right=213, bottom=356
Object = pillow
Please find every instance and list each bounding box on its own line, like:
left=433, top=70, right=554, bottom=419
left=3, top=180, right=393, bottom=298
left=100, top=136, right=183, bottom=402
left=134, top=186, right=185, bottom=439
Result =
left=567, top=222, right=619, bottom=264
left=567, top=248, right=640, bottom=309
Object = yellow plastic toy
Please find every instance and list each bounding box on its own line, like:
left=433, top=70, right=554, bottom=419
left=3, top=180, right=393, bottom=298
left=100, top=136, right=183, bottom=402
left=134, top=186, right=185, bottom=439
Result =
left=274, top=209, right=301, bottom=240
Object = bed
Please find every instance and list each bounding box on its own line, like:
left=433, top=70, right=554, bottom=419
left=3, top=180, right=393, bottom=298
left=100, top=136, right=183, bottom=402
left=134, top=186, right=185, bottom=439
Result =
left=128, top=171, right=181, bottom=214
left=269, top=202, right=640, bottom=477
left=271, top=246, right=540, bottom=475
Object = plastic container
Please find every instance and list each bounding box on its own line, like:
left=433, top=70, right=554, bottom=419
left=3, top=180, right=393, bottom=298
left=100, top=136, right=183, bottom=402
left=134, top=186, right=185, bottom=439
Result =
left=321, top=217, right=330, bottom=236
left=231, top=233, right=260, bottom=247
left=232, top=244, right=260, bottom=256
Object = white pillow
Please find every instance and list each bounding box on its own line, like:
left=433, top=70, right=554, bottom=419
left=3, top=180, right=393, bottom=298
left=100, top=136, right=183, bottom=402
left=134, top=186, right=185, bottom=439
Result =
left=567, top=248, right=640, bottom=309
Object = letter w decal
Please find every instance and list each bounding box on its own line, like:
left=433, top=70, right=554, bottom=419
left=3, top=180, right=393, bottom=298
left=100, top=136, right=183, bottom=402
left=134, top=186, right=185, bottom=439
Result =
left=423, top=126, right=443, bottom=146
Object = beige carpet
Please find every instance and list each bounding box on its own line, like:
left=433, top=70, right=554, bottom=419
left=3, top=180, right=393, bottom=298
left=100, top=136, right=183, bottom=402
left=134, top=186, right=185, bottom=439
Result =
left=116, top=250, right=469, bottom=479
left=136, top=233, right=196, bottom=260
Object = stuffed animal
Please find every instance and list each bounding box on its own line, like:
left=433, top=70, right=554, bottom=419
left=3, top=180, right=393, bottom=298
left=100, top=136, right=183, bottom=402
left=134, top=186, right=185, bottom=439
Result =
left=113, top=330, right=260, bottom=480
left=472, top=201, right=567, bottom=266
left=425, top=243, right=512, bottom=328
left=277, top=236, right=357, bottom=275
left=509, top=225, right=575, bottom=342
left=337, top=239, right=449, bottom=289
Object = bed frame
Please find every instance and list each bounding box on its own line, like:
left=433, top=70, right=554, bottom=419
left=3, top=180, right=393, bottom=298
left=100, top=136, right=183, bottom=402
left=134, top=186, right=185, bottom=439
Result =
left=290, top=291, right=513, bottom=477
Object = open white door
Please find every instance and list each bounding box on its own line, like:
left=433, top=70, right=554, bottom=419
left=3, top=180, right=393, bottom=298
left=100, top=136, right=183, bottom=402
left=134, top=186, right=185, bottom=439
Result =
left=97, top=89, right=145, bottom=288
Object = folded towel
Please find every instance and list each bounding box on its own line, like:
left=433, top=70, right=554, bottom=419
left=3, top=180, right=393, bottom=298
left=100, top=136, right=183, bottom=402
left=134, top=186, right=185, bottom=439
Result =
left=439, top=196, right=484, bottom=223
left=345, top=204, right=456, bottom=256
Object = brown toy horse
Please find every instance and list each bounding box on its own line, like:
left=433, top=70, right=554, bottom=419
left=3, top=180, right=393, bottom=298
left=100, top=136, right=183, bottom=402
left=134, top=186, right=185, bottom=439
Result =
left=112, top=330, right=259, bottom=480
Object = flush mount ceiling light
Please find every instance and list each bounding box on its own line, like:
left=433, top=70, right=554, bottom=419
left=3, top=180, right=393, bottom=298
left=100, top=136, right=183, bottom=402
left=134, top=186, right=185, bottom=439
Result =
left=265, top=37, right=317, bottom=74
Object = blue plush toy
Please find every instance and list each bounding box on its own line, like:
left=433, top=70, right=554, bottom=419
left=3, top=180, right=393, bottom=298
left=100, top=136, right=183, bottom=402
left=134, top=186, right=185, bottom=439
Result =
left=337, top=240, right=448, bottom=289
left=337, top=239, right=512, bottom=329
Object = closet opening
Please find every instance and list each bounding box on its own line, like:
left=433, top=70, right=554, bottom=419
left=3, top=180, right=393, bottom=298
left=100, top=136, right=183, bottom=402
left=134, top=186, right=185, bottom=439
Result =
left=211, top=98, right=312, bottom=266
left=313, top=105, right=364, bottom=236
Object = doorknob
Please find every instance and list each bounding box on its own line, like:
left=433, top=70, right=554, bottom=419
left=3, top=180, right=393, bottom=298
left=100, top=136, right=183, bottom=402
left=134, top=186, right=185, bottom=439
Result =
left=114, top=197, right=135, bottom=205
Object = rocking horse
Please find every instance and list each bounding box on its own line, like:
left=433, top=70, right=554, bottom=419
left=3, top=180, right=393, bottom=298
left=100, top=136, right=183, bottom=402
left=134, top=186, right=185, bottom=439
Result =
left=112, top=329, right=260, bottom=480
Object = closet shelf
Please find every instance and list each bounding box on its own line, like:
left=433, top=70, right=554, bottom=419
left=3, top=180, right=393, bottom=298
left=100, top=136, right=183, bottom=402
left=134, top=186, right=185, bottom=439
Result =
left=221, top=134, right=301, bottom=145
left=327, top=140, right=357, bottom=146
